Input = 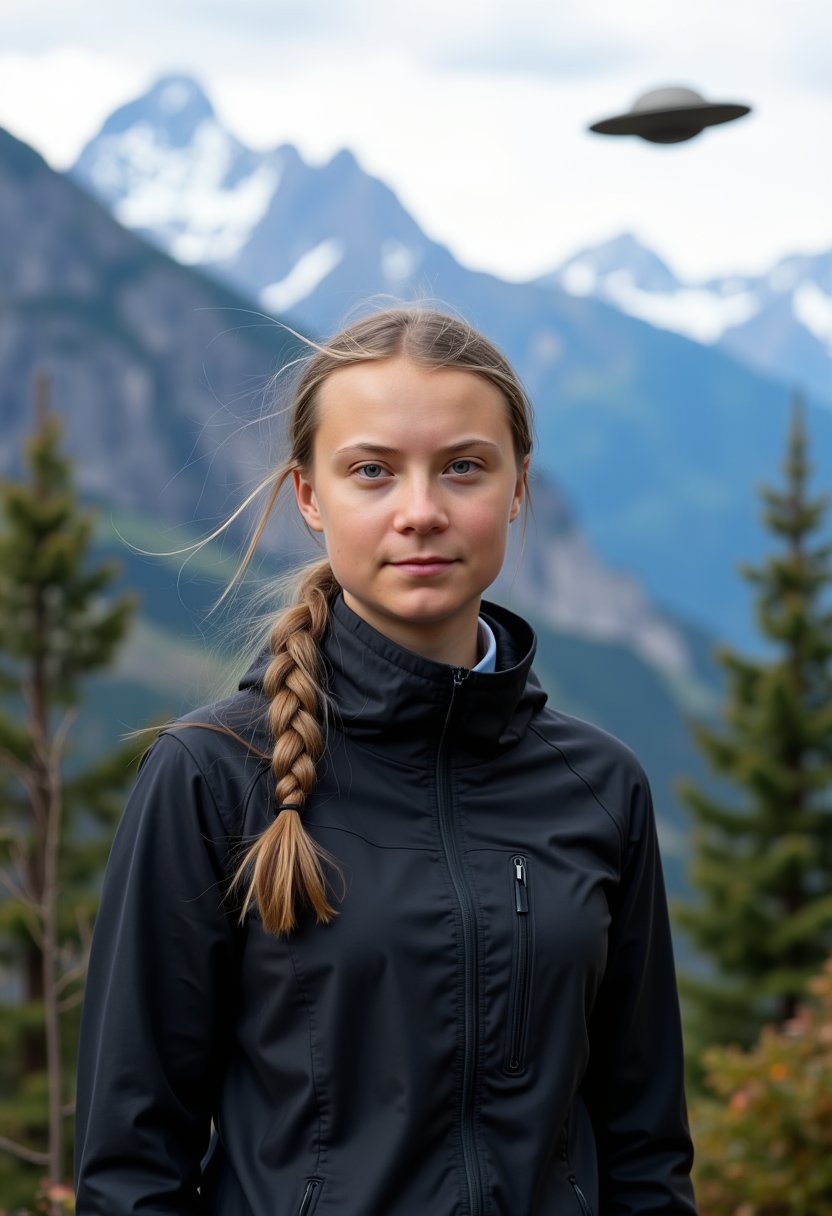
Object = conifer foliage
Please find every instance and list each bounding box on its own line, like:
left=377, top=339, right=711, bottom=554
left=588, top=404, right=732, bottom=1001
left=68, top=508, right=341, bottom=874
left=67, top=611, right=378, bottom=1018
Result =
left=678, top=398, right=832, bottom=1053
left=0, top=374, right=136, bottom=1210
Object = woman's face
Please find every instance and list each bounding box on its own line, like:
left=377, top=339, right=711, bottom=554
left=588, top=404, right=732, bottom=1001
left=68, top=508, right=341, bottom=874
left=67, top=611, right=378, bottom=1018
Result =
left=293, top=355, right=528, bottom=666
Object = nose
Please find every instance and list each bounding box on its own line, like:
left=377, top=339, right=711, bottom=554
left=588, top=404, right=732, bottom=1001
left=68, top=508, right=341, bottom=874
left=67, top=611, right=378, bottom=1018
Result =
left=392, top=475, right=449, bottom=534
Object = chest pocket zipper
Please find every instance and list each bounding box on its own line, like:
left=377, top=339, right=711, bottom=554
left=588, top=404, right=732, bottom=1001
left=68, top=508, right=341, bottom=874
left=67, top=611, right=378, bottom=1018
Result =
left=297, top=1178, right=323, bottom=1216
left=505, top=854, right=533, bottom=1073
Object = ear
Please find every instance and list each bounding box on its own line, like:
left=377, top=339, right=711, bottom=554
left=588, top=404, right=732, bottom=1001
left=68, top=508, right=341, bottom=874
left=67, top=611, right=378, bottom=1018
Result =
left=293, top=468, right=325, bottom=533
left=509, top=455, right=530, bottom=523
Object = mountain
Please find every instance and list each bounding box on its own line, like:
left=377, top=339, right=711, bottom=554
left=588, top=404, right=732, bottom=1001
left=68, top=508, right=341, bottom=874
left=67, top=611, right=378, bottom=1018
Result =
left=538, top=233, right=832, bottom=408
left=70, top=75, right=455, bottom=330
left=70, top=77, right=832, bottom=655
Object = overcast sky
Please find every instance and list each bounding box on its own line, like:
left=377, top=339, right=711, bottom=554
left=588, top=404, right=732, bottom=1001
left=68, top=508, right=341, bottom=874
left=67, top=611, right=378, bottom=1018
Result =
left=0, top=0, right=829, bottom=282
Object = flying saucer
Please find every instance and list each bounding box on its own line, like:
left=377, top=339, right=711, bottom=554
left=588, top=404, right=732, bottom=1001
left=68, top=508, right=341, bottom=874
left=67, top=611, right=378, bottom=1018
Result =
left=589, top=86, right=751, bottom=144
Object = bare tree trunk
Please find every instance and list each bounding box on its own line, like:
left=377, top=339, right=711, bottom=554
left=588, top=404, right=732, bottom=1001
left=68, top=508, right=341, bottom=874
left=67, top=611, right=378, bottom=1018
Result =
left=32, top=370, right=66, bottom=1216
left=41, top=753, right=63, bottom=1205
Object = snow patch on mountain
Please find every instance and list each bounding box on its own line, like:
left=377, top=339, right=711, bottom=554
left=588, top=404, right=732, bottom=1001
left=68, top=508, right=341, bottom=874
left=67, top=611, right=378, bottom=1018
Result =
left=600, top=271, right=760, bottom=344
left=99, top=120, right=280, bottom=264
left=558, top=255, right=760, bottom=343
left=381, top=239, right=418, bottom=283
left=793, top=281, right=832, bottom=353
left=260, top=240, right=345, bottom=314
left=559, top=262, right=596, bottom=297
left=157, top=79, right=194, bottom=115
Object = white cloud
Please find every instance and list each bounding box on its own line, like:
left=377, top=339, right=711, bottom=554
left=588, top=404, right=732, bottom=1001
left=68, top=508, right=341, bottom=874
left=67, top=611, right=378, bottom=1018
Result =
left=0, top=45, right=148, bottom=163
left=4, top=0, right=831, bottom=89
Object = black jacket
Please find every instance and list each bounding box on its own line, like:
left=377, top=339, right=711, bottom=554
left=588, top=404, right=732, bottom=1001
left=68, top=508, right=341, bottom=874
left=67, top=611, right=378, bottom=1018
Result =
left=75, top=595, right=696, bottom=1216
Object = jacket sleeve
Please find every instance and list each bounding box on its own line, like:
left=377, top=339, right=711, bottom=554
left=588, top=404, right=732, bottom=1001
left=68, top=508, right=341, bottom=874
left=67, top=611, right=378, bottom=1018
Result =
left=582, top=767, right=698, bottom=1216
left=75, top=732, right=239, bottom=1215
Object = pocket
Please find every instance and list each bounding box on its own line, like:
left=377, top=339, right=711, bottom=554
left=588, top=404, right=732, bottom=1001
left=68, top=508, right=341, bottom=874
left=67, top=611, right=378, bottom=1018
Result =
left=568, top=1175, right=593, bottom=1216
left=297, top=1177, right=323, bottom=1216
left=504, top=853, right=533, bottom=1073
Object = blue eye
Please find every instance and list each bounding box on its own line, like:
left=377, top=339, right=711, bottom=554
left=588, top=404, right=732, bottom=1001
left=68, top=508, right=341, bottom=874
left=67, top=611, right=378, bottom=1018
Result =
left=358, top=463, right=385, bottom=479
left=449, top=459, right=475, bottom=475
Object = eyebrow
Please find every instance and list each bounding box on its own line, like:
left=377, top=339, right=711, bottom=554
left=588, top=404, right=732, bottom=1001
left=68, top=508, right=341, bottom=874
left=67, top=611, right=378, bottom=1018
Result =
left=334, top=439, right=502, bottom=458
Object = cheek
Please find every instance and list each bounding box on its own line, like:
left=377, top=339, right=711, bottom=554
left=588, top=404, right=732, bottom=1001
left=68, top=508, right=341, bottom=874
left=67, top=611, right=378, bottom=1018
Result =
left=319, top=501, right=384, bottom=559
left=461, top=492, right=515, bottom=546
left=456, top=511, right=512, bottom=584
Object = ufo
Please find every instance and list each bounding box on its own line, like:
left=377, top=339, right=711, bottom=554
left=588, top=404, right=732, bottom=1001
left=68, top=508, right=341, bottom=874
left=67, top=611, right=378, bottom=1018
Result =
left=589, top=86, right=751, bottom=144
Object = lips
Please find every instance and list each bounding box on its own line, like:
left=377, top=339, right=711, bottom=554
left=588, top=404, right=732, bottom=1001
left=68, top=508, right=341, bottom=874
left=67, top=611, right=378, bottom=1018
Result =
left=390, top=557, right=458, bottom=576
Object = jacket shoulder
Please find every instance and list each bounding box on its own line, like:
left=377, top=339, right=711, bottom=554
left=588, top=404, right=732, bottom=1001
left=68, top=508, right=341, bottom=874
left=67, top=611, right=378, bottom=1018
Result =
left=144, top=687, right=272, bottom=839
left=528, top=704, right=653, bottom=845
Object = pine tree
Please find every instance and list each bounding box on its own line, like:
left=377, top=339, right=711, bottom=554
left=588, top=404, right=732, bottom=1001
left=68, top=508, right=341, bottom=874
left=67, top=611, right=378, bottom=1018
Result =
left=677, top=397, right=832, bottom=1056
left=0, top=373, right=137, bottom=1211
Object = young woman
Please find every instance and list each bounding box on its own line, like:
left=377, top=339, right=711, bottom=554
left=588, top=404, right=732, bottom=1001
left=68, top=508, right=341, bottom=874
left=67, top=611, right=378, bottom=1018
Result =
left=75, top=308, right=697, bottom=1215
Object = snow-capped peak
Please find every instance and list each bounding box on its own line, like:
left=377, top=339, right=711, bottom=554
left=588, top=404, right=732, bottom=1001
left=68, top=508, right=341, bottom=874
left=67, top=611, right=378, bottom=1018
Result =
left=157, top=78, right=198, bottom=116
left=539, top=234, right=831, bottom=403
left=541, top=233, right=760, bottom=343
left=552, top=233, right=681, bottom=295
left=96, top=74, right=216, bottom=148
left=72, top=74, right=283, bottom=267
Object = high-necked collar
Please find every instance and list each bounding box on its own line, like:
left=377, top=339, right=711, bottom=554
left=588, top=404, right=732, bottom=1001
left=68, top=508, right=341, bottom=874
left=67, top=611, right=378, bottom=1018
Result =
left=324, top=594, right=546, bottom=757
left=238, top=594, right=546, bottom=761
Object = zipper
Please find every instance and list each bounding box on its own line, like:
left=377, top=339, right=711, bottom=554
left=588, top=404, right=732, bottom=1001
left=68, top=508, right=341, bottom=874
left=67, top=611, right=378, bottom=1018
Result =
left=297, top=1177, right=323, bottom=1216
left=435, top=666, right=484, bottom=1216
left=568, top=1175, right=593, bottom=1216
left=505, top=854, right=532, bottom=1072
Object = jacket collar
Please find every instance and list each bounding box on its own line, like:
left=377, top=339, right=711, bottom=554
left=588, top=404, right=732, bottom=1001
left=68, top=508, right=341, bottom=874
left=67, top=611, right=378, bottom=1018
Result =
left=321, top=594, right=546, bottom=756
left=239, top=594, right=546, bottom=759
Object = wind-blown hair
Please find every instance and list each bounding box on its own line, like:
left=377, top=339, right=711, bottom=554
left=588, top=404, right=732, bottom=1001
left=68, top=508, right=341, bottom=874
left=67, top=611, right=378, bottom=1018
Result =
left=228, top=307, right=534, bottom=935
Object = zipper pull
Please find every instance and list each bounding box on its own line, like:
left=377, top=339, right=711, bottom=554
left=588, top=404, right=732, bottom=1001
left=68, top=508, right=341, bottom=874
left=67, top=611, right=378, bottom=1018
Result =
left=452, top=665, right=470, bottom=686
left=298, top=1179, right=321, bottom=1216
left=513, top=856, right=528, bottom=913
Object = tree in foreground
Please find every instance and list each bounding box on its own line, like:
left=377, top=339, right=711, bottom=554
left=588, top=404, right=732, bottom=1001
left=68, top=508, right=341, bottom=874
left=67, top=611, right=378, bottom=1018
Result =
left=677, top=397, right=832, bottom=1056
left=0, top=373, right=136, bottom=1213
left=691, top=955, right=832, bottom=1216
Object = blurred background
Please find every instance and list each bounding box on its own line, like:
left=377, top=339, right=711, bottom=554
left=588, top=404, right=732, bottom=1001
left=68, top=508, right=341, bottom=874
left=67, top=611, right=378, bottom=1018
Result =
left=1, top=1, right=831, bottom=1211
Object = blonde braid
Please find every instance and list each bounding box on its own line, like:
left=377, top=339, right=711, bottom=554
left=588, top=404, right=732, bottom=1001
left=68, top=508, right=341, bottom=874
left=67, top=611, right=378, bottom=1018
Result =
left=234, top=560, right=342, bottom=934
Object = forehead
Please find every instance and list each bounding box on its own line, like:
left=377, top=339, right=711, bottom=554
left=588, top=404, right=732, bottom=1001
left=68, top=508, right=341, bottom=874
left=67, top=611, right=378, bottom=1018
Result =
left=313, top=356, right=513, bottom=449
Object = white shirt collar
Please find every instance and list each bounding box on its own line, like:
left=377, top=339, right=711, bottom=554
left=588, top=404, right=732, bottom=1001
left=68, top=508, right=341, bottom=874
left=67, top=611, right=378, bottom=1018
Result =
left=472, top=617, right=497, bottom=673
